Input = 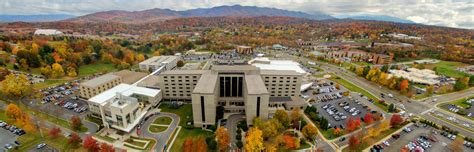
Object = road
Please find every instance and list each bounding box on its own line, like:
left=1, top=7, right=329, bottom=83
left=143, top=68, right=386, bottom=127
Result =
left=299, top=57, right=474, bottom=149
left=140, top=113, right=180, bottom=152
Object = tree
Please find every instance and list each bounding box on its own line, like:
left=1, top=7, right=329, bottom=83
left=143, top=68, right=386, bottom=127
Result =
left=426, top=85, right=435, bottom=95
left=348, top=135, right=360, bottom=150
left=319, top=117, right=329, bottom=130
left=290, top=108, right=302, bottom=124
left=40, top=65, right=53, bottom=78
left=260, top=119, right=282, bottom=140
left=333, top=127, right=343, bottom=136
left=363, top=113, right=374, bottom=124
left=51, top=63, right=64, bottom=78
left=70, top=116, right=83, bottom=131
left=390, top=114, right=404, bottom=128
left=5, top=103, right=22, bottom=120
left=67, top=67, right=77, bottom=77
left=68, top=133, right=82, bottom=147
left=177, top=60, right=185, bottom=67
left=194, top=137, right=207, bottom=152
left=469, top=75, right=474, bottom=86
left=302, top=124, right=318, bottom=139
left=388, top=103, right=395, bottom=113
left=216, top=127, right=230, bottom=151
left=449, top=137, right=464, bottom=152
left=282, top=135, right=300, bottom=149
left=346, top=117, right=360, bottom=132
left=100, top=143, right=115, bottom=152
left=0, top=74, right=32, bottom=99
left=454, top=79, right=467, bottom=91
left=83, top=136, right=99, bottom=152
left=183, top=138, right=193, bottom=152
left=399, top=79, right=409, bottom=93
left=49, top=127, right=61, bottom=138
left=335, top=83, right=340, bottom=89
left=216, top=106, right=225, bottom=120
left=244, top=127, right=264, bottom=152
left=274, top=109, right=290, bottom=128
left=136, top=54, right=145, bottom=62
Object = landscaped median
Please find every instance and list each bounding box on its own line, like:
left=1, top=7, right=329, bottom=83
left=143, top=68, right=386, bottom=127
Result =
left=123, top=136, right=156, bottom=151
left=148, top=116, right=172, bottom=134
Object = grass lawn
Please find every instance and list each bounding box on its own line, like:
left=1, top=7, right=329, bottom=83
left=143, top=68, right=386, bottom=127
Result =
left=170, top=128, right=214, bottom=152
left=447, top=96, right=473, bottom=108
left=93, top=134, right=116, bottom=142
left=423, top=61, right=470, bottom=78
left=342, top=127, right=401, bottom=152
left=78, top=63, right=117, bottom=77
left=33, top=79, right=68, bottom=89
left=152, top=117, right=172, bottom=125
left=149, top=125, right=168, bottom=133
left=330, top=76, right=389, bottom=112
left=353, top=62, right=372, bottom=66
left=159, top=103, right=214, bottom=152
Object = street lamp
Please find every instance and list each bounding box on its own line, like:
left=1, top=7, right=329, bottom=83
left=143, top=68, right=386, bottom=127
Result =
left=298, top=120, right=301, bottom=131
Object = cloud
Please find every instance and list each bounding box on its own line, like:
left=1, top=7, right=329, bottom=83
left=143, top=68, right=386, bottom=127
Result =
left=0, top=0, right=472, bottom=29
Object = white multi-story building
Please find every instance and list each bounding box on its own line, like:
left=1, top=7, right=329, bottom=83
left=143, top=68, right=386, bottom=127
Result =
left=139, top=56, right=180, bottom=72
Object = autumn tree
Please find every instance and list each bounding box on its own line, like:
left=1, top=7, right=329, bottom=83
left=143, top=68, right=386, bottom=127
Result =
left=302, top=124, right=318, bottom=139
left=399, top=79, right=409, bottom=93
left=274, top=109, right=290, bottom=128
left=390, top=114, right=404, bottom=128
left=290, top=108, right=302, bottom=124
left=364, top=113, right=374, bottom=124
left=346, top=117, right=361, bottom=132
left=449, top=137, right=464, bottom=152
left=177, top=60, right=185, bottom=67
left=183, top=138, right=193, bottom=152
left=67, top=67, right=77, bottom=77
left=70, top=116, right=83, bottom=131
left=194, top=137, right=207, bottom=152
left=0, top=74, right=32, bottom=99
left=40, top=65, right=53, bottom=78
left=282, top=135, right=300, bottom=149
left=49, top=127, right=61, bottom=138
left=260, top=118, right=282, bottom=140
left=335, top=83, right=340, bottom=89
left=244, top=127, right=264, bottom=152
left=100, top=143, right=115, bottom=152
left=68, top=133, right=82, bottom=148
left=426, top=85, right=435, bottom=95
left=83, top=136, right=100, bottom=152
left=216, top=127, right=230, bottom=151
left=51, top=63, right=64, bottom=78
left=348, top=135, right=360, bottom=150
left=5, top=103, right=22, bottom=120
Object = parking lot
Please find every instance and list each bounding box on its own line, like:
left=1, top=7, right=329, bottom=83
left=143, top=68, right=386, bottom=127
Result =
left=307, top=81, right=375, bottom=129
left=27, top=144, right=58, bottom=152
left=374, top=124, right=473, bottom=152
left=441, top=102, right=473, bottom=119
left=433, top=112, right=473, bottom=130
left=31, top=80, right=89, bottom=120
left=0, top=126, right=18, bottom=151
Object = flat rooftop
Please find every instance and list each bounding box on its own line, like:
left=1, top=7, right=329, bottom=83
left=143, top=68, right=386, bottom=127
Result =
left=81, top=74, right=120, bottom=88
left=193, top=73, right=218, bottom=94
left=88, top=83, right=160, bottom=106
left=113, top=70, right=148, bottom=84
left=140, top=56, right=178, bottom=65
left=249, top=57, right=307, bottom=74
left=245, top=74, right=268, bottom=95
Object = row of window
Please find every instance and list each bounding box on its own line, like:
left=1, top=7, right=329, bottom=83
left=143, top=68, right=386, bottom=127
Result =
left=264, top=76, right=298, bottom=80
left=163, top=75, right=199, bottom=79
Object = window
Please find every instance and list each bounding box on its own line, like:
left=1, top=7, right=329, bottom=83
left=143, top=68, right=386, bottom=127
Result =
left=201, top=96, right=205, bottom=122
left=256, top=97, right=260, bottom=117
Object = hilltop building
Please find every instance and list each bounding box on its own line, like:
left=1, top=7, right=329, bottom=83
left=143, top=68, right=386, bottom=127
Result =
left=34, top=29, right=63, bottom=35
left=158, top=64, right=306, bottom=127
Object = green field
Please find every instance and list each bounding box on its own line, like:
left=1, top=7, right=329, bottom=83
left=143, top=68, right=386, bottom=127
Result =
left=124, top=136, right=157, bottom=151
left=423, top=61, right=470, bottom=78
left=153, top=117, right=172, bottom=125
left=448, top=97, right=473, bottom=108
left=78, top=63, right=117, bottom=77
left=159, top=103, right=214, bottom=152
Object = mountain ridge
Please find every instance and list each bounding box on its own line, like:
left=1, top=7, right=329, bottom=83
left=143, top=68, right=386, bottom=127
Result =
left=66, top=5, right=334, bottom=23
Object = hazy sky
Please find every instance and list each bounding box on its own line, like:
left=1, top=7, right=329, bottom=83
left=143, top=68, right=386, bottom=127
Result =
left=1, top=0, right=473, bottom=29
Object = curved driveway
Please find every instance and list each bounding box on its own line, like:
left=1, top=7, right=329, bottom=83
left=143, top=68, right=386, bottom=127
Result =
left=141, top=112, right=180, bottom=152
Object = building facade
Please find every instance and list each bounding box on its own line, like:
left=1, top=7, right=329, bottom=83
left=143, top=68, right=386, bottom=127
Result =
left=80, top=74, right=122, bottom=99
left=159, top=65, right=305, bottom=127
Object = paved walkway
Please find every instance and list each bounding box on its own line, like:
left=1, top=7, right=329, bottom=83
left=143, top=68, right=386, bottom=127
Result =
left=140, top=112, right=180, bottom=152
